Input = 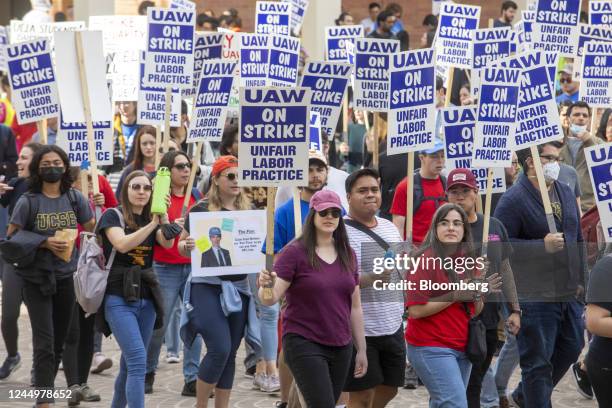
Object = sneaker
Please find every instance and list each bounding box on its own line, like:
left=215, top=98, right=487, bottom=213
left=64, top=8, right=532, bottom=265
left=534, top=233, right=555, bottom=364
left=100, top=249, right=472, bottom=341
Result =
left=0, top=353, right=21, bottom=380
left=253, top=373, right=267, bottom=390
left=90, top=353, right=112, bottom=374
left=244, top=365, right=256, bottom=378
left=181, top=380, right=197, bottom=397
left=68, top=384, right=82, bottom=406
left=274, top=402, right=288, bottom=408
left=499, top=395, right=510, bottom=408
left=79, top=384, right=101, bottom=402
left=404, top=364, right=419, bottom=389
left=572, top=362, right=594, bottom=400
left=262, top=375, right=280, bottom=393
left=144, top=371, right=155, bottom=394
left=166, top=353, right=180, bottom=364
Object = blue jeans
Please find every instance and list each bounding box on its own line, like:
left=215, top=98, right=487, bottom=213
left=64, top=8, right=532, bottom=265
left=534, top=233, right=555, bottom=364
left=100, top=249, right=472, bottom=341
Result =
left=146, top=262, right=202, bottom=382
left=164, top=298, right=181, bottom=355
left=407, top=345, right=472, bottom=408
left=248, top=273, right=279, bottom=361
left=105, top=295, right=156, bottom=408
left=512, top=300, right=584, bottom=408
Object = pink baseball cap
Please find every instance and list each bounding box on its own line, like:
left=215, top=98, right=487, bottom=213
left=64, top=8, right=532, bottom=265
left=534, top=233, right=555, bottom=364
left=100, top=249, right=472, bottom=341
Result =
left=310, top=190, right=342, bottom=212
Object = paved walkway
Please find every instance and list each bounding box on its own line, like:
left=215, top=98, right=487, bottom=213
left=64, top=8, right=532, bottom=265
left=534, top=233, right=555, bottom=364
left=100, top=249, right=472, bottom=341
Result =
left=0, top=293, right=598, bottom=407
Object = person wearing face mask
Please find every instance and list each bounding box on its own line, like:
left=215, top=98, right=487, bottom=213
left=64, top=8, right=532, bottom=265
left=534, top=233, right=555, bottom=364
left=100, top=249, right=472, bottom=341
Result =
left=560, top=101, right=604, bottom=213
left=5, top=145, right=96, bottom=407
left=493, top=145, right=586, bottom=408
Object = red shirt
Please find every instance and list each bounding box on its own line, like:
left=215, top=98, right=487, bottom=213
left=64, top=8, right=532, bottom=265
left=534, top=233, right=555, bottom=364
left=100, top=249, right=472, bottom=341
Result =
left=98, top=175, right=118, bottom=208
left=405, top=249, right=474, bottom=352
left=390, top=176, right=446, bottom=245
left=154, top=193, right=196, bottom=264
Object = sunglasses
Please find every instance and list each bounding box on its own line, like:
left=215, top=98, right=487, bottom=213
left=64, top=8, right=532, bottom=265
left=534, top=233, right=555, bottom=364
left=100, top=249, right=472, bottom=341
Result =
left=129, top=183, right=152, bottom=192
left=317, top=208, right=341, bottom=218
left=173, top=163, right=191, bottom=171
left=220, top=173, right=238, bottom=181
left=559, top=78, right=572, bottom=84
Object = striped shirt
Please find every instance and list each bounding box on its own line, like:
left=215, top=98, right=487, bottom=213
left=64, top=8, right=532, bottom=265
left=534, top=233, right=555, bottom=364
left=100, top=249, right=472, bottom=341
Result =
left=345, top=216, right=404, bottom=337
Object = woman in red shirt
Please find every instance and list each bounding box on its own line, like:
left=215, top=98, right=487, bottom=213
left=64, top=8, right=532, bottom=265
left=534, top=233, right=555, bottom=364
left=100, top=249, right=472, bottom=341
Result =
left=405, top=203, right=489, bottom=408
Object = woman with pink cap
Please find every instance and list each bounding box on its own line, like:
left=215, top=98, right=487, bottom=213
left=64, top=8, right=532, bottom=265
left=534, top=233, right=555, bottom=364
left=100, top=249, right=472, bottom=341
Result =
left=259, top=190, right=368, bottom=408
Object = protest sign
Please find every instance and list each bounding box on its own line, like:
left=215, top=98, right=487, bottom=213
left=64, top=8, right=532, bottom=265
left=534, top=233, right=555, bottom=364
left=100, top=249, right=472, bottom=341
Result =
left=573, top=24, right=612, bottom=80
left=579, top=41, right=612, bottom=107
left=105, top=50, right=140, bottom=102
left=57, top=117, right=113, bottom=166
left=189, top=210, right=266, bottom=277
left=585, top=143, right=612, bottom=243
left=282, top=0, right=309, bottom=36
left=353, top=38, right=399, bottom=112
left=88, top=16, right=147, bottom=52
left=531, top=0, right=581, bottom=57
left=590, top=0, right=612, bottom=26
left=472, top=67, right=520, bottom=168
left=238, top=87, right=311, bottom=187
left=54, top=31, right=112, bottom=123
left=387, top=48, right=436, bottom=155
left=183, top=32, right=224, bottom=98
left=137, top=53, right=180, bottom=127
left=144, top=8, right=195, bottom=89
left=434, top=3, right=481, bottom=69
left=325, top=25, right=364, bottom=62
left=299, top=61, right=351, bottom=136
left=433, top=0, right=450, bottom=15
left=309, top=111, right=322, bottom=153
left=442, top=107, right=506, bottom=194
left=188, top=60, right=236, bottom=142
left=9, top=21, right=85, bottom=46
left=221, top=30, right=241, bottom=116
left=169, top=0, right=196, bottom=9
left=522, top=10, right=536, bottom=43
left=240, top=34, right=270, bottom=87
left=268, top=36, right=300, bottom=87
left=0, top=27, right=7, bottom=72
left=5, top=39, right=60, bottom=124
left=256, top=1, right=291, bottom=36
left=473, top=27, right=512, bottom=69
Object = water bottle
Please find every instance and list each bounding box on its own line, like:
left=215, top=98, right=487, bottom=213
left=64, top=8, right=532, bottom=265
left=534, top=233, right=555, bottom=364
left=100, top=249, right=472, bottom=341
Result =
left=151, top=167, right=171, bottom=214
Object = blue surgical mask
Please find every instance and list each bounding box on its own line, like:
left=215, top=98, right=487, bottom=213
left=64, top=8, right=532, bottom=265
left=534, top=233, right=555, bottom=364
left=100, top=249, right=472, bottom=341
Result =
left=570, top=124, right=587, bottom=135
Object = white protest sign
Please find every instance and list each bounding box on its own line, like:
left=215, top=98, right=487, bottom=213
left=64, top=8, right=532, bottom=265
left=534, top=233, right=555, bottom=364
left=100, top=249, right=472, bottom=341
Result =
left=309, top=111, right=322, bottom=153
left=169, top=0, right=196, bottom=10
left=54, top=31, right=113, bottom=123
left=184, top=32, right=224, bottom=98
left=473, top=27, right=512, bottom=70
left=434, top=3, right=481, bottom=69
left=433, top=0, right=450, bottom=15
left=105, top=50, right=140, bottom=102
left=522, top=10, right=536, bottom=43
left=5, top=39, right=60, bottom=124
left=325, top=25, right=364, bottom=62
left=137, top=53, right=180, bottom=127
left=472, top=67, right=521, bottom=168
left=189, top=210, right=266, bottom=277
left=240, top=34, right=270, bottom=87
left=590, top=0, right=612, bottom=26
left=144, top=8, right=195, bottom=89
left=221, top=30, right=241, bottom=116
left=282, top=0, right=309, bottom=36
left=579, top=41, right=612, bottom=107
left=239, top=87, right=311, bottom=187
left=0, top=27, right=8, bottom=72
left=442, top=106, right=506, bottom=194
left=387, top=48, right=436, bottom=154
left=573, top=24, right=612, bottom=80
left=299, top=61, right=351, bottom=137
left=585, top=143, right=612, bottom=243
left=89, top=16, right=147, bottom=52
left=57, top=117, right=113, bottom=166
left=531, top=0, right=581, bottom=57
left=354, top=38, right=399, bottom=112
left=268, top=36, right=300, bottom=87
left=188, top=60, right=237, bottom=142
left=256, top=1, right=291, bottom=36
left=9, top=21, right=85, bottom=46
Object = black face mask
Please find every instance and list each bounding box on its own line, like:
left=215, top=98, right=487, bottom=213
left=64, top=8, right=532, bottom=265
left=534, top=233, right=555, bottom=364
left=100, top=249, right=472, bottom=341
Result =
left=39, top=166, right=65, bottom=183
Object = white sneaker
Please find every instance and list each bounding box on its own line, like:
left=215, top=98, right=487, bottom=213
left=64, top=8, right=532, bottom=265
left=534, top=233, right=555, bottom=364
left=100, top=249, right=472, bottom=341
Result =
left=165, top=353, right=180, bottom=364
left=262, top=375, right=281, bottom=393
left=90, top=353, right=113, bottom=374
left=253, top=373, right=267, bottom=390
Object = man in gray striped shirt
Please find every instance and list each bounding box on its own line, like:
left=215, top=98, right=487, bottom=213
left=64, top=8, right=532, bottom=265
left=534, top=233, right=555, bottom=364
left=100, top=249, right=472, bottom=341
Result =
left=343, top=168, right=406, bottom=407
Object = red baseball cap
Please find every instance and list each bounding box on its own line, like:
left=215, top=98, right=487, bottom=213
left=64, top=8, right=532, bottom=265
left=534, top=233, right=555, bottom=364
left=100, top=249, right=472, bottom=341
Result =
left=446, top=168, right=478, bottom=191
left=212, top=155, right=238, bottom=177
left=310, top=190, right=342, bottom=212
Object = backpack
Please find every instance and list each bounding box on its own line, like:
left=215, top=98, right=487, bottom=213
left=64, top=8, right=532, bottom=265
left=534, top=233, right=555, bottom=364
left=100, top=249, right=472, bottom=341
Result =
left=74, top=208, right=124, bottom=316
left=413, top=172, right=447, bottom=215
left=581, top=205, right=602, bottom=268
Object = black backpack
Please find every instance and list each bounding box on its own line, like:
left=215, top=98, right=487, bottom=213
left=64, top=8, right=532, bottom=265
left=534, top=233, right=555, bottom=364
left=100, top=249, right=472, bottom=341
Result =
left=412, top=171, right=447, bottom=215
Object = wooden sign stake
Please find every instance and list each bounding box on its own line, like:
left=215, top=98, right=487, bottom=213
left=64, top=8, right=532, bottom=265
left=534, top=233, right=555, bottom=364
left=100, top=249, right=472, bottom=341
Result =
left=530, top=145, right=557, bottom=233
left=181, top=141, right=203, bottom=218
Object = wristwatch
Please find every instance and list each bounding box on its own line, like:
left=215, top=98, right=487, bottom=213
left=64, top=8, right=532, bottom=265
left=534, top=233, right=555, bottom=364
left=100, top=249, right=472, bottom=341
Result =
left=510, top=309, right=522, bottom=317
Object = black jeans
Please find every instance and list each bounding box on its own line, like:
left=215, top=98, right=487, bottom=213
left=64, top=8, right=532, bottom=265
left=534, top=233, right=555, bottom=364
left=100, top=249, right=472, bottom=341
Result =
left=22, top=277, right=75, bottom=403
left=63, top=303, right=95, bottom=386
left=283, top=333, right=352, bottom=408
left=466, top=327, right=499, bottom=407
left=586, top=350, right=612, bottom=408
left=1, top=262, right=24, bottom=356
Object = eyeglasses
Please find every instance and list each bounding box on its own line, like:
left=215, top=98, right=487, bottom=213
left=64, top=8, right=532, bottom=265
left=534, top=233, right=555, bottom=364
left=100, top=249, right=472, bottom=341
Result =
left=559, top=78, right=572, bottom=84
left=539, top=154, right=560, bottom=162
left=129, top=183, right=152, bottom=192
left=173, top=163, right=191, bottom=171
left=220, top=173, right=238, bottom=181
left=317, top=208, right=341, bottom=218
left=437, top=220, right=464, bottom=228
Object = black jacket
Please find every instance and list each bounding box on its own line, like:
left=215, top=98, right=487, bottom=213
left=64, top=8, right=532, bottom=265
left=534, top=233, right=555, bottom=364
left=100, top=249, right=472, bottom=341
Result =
left=0, top=177, right=29, bottom=215
left=0, top=125, right=17, bottom=180
left=201, top=247, right=232, bottom=268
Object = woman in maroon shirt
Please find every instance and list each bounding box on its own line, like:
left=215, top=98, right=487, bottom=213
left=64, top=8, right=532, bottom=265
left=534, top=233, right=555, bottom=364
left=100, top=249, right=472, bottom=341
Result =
left=259, top=190, right=367, bottom=408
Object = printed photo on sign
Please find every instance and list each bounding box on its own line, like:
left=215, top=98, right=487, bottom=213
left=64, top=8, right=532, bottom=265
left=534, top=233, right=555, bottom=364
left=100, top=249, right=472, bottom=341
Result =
left=387, top=48, right=436, bottom=155
left=189, top=210, right=266, bottom=277
left=5, top=39, right=60, bottom=124
left=325, top=25, right=364, bottom=62
left=531, top=0, right=581, bottom=57
left=579, top=41, right=612, bottom=107
left=585, top=143, right=612, bottom=243
left=256, top=1, right=292, bottom=36
left=354, top=38, right=399, bottom=112
left=238, top=87, right=310, bottom=187
left=57, top=116, right=113, bottom=166
left=434, top=3, right=481, bottom=69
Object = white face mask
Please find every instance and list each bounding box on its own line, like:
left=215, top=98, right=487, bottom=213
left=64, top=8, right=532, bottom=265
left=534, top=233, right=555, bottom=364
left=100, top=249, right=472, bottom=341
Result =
left=543, top=161, right=560, bottom=183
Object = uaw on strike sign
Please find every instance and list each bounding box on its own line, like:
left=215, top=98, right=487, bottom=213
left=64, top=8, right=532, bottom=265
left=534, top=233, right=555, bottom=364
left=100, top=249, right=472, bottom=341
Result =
left=585, top=143, right=612, bottom=243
